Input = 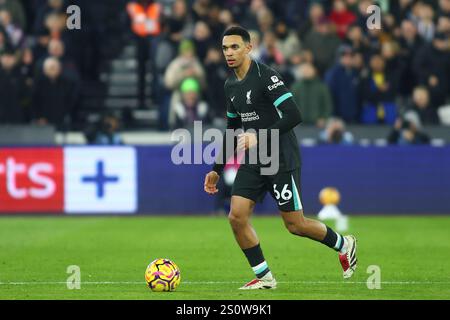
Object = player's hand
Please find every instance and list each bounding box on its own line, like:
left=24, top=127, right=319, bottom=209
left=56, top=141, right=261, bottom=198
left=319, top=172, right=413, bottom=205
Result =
left=237, top=132, right=257, bottom=151
left=204, top=171, right=220, bottom=195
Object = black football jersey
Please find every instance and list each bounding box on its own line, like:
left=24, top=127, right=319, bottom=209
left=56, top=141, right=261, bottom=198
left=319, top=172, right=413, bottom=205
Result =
left=224, top=60, right=302, bottom=171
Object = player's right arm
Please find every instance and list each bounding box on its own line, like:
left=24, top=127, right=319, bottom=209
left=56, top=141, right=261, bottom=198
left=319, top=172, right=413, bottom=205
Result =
left=212, top=84, right=242, bottom=176
left=204, top=84, right=242, bottom=194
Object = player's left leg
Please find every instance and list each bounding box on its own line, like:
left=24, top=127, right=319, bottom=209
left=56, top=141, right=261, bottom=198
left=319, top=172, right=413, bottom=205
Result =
left=270, top=169, right=357, bottom=278
left=280, top=209, right=357, bottom=278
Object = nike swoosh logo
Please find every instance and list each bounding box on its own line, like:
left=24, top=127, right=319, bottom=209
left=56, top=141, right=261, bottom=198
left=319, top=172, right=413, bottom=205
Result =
left=278, top=201, right=289, bottom=206
left=231, top=96, right=235, bottom=102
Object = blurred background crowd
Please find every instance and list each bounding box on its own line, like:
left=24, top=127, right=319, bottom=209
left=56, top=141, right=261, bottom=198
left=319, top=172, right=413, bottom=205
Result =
left=0, top=0, right=449, bottom=145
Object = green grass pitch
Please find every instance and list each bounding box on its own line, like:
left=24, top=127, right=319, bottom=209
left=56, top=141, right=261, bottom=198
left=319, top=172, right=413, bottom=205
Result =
left=0, top=215, right=449, bottom=300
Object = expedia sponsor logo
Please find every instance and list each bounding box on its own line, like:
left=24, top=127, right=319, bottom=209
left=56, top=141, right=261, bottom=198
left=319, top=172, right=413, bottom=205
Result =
left=241, top=111, right=260, bottom=122
left=267, top=80, right=284, bottom=91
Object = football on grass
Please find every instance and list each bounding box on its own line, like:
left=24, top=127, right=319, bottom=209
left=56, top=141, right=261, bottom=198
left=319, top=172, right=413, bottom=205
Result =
left=145, top=258, right=181, bottom=292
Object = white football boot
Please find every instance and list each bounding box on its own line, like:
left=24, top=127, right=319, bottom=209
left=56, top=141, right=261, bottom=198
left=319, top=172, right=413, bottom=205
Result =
left=339, top=235, right=358, bottom=279
left=239, top=277, right=277, bottom=290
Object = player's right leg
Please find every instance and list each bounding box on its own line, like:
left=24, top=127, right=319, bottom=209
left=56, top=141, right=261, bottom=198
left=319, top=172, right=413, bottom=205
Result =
left=229, top=166, right=277, bottom=290
left=229, top=196, right=276, bottom=290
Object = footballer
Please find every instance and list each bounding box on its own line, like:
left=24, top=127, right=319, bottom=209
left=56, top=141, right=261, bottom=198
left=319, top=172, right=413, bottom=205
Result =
left=204, top=26, right=357, bottom=290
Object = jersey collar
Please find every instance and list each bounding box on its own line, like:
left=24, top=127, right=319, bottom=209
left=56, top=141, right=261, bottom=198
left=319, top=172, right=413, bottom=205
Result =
left=233, top=59, right=254, bottom=84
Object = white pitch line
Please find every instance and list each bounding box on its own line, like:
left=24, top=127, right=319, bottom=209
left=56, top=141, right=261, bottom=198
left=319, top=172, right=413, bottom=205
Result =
left=0, top=281, right=449, bottom=285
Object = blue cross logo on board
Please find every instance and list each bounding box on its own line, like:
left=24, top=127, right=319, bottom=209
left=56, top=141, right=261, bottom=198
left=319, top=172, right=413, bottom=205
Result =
left=81, top=160, right=119, bottom=198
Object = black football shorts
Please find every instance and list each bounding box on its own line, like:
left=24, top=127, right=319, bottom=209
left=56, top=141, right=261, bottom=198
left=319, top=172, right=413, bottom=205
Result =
left=231, top=165, right=303, bottom=212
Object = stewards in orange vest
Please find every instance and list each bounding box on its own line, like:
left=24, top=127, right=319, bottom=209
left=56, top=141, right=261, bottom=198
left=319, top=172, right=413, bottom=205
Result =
left=127, top=0, right=162, bottom=37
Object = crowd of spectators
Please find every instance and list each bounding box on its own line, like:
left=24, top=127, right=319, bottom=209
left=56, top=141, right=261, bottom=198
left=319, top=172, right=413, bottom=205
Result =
left=0, top=0, right=449, bottom=146
left=0, top=0, right=103, bottom=129
left=127, top=0, right=449, bottom=140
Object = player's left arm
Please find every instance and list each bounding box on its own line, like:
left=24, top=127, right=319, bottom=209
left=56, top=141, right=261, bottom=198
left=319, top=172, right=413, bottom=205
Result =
left=263, top=70, right=302, bottom=134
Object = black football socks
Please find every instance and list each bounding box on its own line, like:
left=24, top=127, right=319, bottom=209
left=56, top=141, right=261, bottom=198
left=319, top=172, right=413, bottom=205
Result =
left=321, top=226, right=347, bottom=253
left=242, top=243, right=273, bottom=279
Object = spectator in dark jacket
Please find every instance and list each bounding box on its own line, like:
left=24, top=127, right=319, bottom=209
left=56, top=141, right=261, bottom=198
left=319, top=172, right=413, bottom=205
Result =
left=203, top=46, right=228, bottom=120
left=33, top=10, right=79, bottom=67
left=413, top=32, right=450, bottom=108
left=343, top=24, right=370, bottom=59
left=325, top=45, right=360, bottom=123
left=355, top=0, right=374, bottom=34
left=32, top=57, right=79, bottom=129
left=18, top=47, right=34, bottom=121
left=0, top=50, right=24, bottom=123
left=381, top=41, right=403, bottom=96
left=193, top=20, right=214, bottom=63
left=36, top=38, right=80, bottom=82
left=33, top=0, right=66, bottom=35
left=397, top=20, right=424, bottom=97
left=390, top=0, right=415, bottom=22
left=408, top=86, right=440, bottom=125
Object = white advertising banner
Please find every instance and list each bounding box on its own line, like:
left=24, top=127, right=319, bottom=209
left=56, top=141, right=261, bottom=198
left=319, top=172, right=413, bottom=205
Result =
left=64, top=147, right=137, bottom=213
